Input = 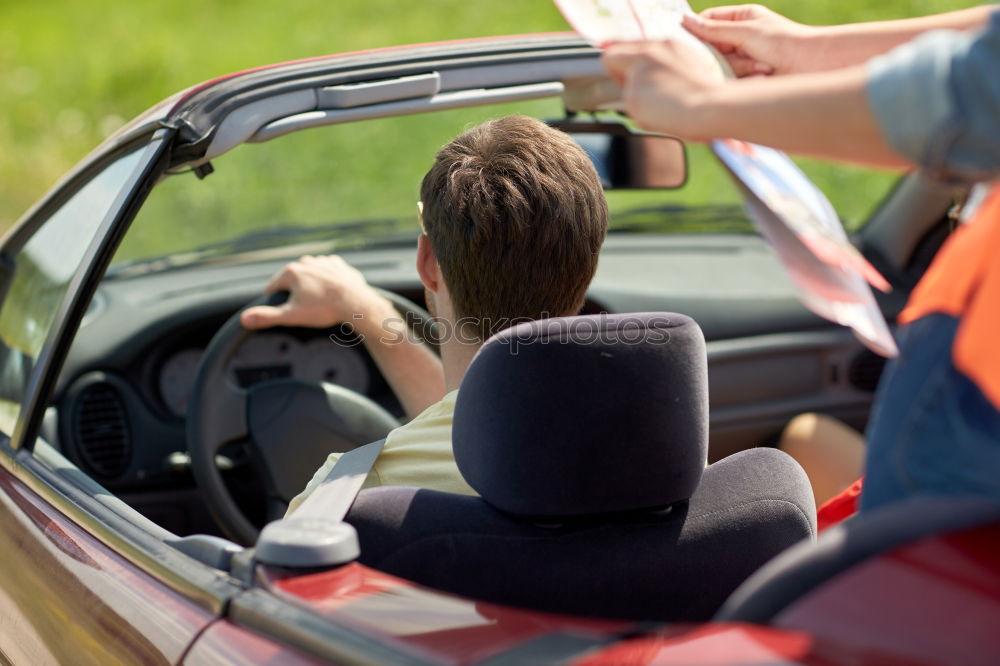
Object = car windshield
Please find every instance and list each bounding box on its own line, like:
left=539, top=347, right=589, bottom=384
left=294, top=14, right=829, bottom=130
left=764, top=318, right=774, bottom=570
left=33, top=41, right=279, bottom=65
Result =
left=112, top=97, right=899, bottom=273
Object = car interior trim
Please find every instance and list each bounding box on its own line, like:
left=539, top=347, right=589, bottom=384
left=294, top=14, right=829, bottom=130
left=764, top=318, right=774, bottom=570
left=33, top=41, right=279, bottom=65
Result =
left=706, top=328, right=865, bottom=362
left=172, top=44, right=602, bottom=168
left=173, top=35, right=593, bottom=133
left=434, top=55, right=604, bottom=92
left=251, top=82, right=566, bottom=145
left=247, top=56, right=606, bottom=150
left=316, top=72, right=442, bottom=109
left=203, top=89, right=318, bottom=162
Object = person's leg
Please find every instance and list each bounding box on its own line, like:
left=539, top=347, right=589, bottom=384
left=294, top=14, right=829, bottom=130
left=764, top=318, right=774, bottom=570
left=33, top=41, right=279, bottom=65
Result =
left=861, top=313, right=1000, bottom=511
left=778, top=413, right=865, bottom=505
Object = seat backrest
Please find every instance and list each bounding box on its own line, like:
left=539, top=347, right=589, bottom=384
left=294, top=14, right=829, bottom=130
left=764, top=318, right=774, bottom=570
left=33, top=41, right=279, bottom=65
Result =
left=347, top=313, right=816, bottom=620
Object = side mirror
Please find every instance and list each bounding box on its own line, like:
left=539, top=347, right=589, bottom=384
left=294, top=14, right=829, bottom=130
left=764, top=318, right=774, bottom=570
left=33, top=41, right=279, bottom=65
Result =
left=549, top=120, right=687, bottom=190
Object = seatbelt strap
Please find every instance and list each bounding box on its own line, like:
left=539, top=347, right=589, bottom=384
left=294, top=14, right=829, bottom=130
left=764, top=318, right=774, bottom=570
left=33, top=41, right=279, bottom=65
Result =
left=291, top=438, right=386, bottom=522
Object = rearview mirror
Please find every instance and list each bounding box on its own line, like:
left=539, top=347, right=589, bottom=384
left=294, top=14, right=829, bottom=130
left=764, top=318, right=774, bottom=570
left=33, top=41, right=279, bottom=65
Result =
left=549, top=120, right=687, bottom=190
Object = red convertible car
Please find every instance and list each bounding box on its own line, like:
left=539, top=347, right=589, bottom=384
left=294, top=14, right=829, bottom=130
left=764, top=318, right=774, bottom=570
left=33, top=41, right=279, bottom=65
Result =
left=1, top=35, right=998, bottom=664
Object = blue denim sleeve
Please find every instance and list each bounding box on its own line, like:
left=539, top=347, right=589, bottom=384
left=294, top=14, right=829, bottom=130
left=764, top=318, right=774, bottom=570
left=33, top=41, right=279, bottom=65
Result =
left=867, top=11, right=1000, bottom=182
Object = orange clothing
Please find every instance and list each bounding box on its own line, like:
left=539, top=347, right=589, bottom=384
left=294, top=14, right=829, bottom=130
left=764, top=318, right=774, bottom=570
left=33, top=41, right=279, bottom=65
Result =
left=899, top=185, right=1000, bottom=410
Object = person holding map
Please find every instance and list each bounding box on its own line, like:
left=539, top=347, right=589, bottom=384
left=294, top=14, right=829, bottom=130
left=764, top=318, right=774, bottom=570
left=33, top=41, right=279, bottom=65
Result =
left=602, top=4, right=1000, bottom=513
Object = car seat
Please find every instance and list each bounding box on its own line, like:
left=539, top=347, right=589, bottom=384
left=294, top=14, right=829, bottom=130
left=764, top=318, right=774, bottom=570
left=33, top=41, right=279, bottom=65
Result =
left=346, top=313, right=816, bottom=620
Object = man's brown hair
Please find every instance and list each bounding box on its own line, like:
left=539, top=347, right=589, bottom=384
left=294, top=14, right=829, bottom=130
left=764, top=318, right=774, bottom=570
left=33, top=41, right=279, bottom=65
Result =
left=419, top=115, right=608, bottom=341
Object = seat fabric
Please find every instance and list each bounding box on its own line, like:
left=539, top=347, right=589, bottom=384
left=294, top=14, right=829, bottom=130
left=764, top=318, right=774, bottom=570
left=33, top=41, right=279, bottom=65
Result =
left=348, top=447, right=815, bottom=621
left=454, top=313, right=709, bottom=518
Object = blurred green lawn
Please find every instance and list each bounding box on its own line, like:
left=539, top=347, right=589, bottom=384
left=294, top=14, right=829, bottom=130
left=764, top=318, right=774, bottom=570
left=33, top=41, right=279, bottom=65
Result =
left=0, top=0, right=981, bottom=235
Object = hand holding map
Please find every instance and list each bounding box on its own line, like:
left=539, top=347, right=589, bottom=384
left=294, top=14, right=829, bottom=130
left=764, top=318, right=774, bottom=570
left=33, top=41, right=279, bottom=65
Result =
left=554, top=0, right=898, bottom=356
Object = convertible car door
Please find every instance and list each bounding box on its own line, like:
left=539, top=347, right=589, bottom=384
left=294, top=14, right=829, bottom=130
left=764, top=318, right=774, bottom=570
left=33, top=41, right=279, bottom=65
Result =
left=0, top=132, right=235, bottom=664
left=0, top=464, right=219, bottom=664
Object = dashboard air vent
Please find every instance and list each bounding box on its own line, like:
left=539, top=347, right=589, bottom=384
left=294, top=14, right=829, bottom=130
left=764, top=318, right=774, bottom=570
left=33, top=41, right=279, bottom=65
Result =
left=848, top=351, right=888, bottom=393
left=73, top=382, right=132, bottom=478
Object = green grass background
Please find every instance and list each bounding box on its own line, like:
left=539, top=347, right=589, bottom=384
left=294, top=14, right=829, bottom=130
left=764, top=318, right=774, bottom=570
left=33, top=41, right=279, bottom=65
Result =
left=0, top=0, right=982, bottom=245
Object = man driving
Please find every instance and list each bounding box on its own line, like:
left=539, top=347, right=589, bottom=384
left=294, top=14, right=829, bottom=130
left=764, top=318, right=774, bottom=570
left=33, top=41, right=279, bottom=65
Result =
left=240, top=115, right=609, bottom=512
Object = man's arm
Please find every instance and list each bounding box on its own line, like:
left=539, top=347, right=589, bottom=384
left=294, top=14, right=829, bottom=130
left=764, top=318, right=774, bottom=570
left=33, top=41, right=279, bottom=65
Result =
left=602, top=41, right=901, bottom=167
left=603, top=11, right=1000, bottom=180
left=241, top=255, right=445, bottom=419
left=800, top=5, right=995, bottom=71
left=683, top=4, right=996, bottom=76
left=351, top=295, right=447, bottom=418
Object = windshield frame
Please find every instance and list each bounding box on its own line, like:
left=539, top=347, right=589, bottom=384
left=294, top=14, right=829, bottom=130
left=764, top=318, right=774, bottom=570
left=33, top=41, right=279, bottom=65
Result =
left=3, top=129, right=174, bottom=451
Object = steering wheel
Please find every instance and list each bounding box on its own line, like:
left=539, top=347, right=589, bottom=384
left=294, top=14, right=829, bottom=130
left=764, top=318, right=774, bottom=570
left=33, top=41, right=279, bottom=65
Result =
left=187, top=289, right=435, bottom=545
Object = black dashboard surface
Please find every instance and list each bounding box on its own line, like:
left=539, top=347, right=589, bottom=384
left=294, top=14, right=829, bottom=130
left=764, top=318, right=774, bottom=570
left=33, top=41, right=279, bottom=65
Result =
left=65, top=232, right=833, bottom=389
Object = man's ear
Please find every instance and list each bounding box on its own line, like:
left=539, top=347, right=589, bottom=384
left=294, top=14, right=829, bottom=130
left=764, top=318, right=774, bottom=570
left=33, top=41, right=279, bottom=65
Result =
left=416, top=234, right=441, bottom=292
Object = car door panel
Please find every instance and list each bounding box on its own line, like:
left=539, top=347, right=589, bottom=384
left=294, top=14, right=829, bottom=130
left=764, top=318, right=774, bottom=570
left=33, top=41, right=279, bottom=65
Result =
left=0, top=463, right=215, bottom=665
left=706, top=330, right=879, bottom=461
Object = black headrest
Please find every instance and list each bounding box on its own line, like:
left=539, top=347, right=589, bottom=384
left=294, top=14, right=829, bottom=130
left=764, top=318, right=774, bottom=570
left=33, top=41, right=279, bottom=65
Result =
left=453, top=313, right=708, bottom=519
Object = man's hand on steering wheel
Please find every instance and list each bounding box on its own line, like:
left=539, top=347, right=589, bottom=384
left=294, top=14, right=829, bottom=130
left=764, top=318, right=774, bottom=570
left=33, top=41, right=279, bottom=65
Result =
left=187, top=256, right=444, bottom=544
left=239, top=254, right=446, bottom=419
left=240, top=254, right=397, bottom=337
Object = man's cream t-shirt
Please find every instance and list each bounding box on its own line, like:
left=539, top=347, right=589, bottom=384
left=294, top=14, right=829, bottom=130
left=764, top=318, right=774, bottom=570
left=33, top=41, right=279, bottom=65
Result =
left=286, top=390, right=475, bottom=515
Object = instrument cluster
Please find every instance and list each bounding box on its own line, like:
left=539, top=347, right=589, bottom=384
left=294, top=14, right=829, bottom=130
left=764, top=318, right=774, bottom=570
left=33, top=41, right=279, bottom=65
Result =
left=157, top=332, right=370, bottom=417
